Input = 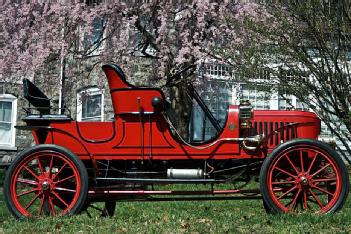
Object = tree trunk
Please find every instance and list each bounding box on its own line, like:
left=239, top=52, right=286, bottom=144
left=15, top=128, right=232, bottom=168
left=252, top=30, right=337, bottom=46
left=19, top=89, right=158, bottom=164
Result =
left=169, top=84, right=193, bottom=140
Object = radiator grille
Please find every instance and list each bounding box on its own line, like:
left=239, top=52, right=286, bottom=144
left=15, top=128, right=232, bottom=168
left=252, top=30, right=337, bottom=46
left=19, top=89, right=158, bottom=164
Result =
left=250, top=121, right=297, bottom=147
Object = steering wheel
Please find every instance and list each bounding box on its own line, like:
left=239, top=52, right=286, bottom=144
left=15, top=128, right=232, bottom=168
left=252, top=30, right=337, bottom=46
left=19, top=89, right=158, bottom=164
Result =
left=165, top=64, right=196, bottom=87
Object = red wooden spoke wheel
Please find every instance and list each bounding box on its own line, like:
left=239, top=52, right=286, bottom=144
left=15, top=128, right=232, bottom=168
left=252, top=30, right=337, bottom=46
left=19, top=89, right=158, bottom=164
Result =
left=260, top=139, right=349, bottom=214
left=4, top=145, right=88, bottom=219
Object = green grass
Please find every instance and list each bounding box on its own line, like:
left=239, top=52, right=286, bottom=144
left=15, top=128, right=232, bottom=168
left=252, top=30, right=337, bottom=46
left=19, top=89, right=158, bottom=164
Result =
left=0, top=184, right=351, bottom=234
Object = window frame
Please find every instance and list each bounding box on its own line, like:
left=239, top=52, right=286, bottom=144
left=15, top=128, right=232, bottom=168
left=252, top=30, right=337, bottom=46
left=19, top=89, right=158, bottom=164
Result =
left=76, top=87, right=104, bottom=122
left=78, top=17, right=107, bottom=56
left=0, top=94, right=17, bottom=150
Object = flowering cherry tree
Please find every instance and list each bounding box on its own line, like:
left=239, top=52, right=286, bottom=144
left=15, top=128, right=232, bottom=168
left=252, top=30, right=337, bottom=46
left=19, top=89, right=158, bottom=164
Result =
left=0, top=1, right=259, bottom=81
left=1, top=0, right=260, bottom=136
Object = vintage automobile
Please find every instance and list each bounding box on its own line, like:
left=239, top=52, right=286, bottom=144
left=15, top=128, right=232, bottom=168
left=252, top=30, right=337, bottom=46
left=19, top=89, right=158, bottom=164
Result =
left=3, top=63, right=349, bottom=219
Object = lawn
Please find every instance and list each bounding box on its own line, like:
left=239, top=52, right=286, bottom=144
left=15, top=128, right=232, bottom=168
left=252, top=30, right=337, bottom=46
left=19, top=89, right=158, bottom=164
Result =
left=0, top=182, right=350, bottom=234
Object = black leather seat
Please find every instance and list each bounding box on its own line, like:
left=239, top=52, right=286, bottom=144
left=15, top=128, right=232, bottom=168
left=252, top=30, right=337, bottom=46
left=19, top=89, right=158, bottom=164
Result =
left=22, top=79, right=71, bottom=122
left=23, top=78, right=51, bottom=115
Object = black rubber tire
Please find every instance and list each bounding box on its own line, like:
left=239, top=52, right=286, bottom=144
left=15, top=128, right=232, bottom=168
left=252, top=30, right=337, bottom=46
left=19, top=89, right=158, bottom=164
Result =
left=259, top=139, right=349, bottom=214
left=3, top=144, right=89, bottom=219
left=262, top=200, right=273, bottom=214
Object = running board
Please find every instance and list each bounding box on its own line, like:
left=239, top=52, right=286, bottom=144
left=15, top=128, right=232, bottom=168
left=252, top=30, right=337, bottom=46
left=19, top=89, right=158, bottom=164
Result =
left=96, top=177, right=224, bottom=184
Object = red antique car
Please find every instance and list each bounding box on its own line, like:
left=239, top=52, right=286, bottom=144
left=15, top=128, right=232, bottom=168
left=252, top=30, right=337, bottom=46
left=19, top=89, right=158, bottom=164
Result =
left=3, top=63, right=349, bottom=218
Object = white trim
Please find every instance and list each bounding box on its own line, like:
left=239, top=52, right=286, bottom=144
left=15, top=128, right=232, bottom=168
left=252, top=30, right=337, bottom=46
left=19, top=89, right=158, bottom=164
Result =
left=0, top=93, right=17, bottom=149
left=0, top=146, right=17, bottom=151
left=76, top=87, right=104, bottom=122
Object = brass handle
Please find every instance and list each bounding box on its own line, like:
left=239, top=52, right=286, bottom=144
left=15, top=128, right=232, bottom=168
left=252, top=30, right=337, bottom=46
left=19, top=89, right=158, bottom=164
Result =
left=242, top=134, right=265, bottom=151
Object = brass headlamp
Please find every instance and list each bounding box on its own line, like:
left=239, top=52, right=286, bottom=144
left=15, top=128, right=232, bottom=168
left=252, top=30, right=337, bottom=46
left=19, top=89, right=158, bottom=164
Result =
left=239, top=100, right=253, bottom=129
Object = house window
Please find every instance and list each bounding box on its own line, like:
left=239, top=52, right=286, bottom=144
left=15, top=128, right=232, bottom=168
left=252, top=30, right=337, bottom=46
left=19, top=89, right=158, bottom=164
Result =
left=206, top=64, right=232, bottom=78
left=278, top=92, right=293, bottom=110
left=241, top=84, right=270, bottom=110
left=80, top=17, right=106, bottom=55
left=296, top=99, right=309, bottom=111
left=86, top=0, right=102, bottom=6
left=0, top=94, right=17, bottom=149
left=258, top=68, right=270, bottom=81
left=77, top=87, right=104, bottom=122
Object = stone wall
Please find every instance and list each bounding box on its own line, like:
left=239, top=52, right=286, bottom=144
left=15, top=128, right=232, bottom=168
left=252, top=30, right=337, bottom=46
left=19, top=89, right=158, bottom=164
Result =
left=0, top=82, right=34, bottom=165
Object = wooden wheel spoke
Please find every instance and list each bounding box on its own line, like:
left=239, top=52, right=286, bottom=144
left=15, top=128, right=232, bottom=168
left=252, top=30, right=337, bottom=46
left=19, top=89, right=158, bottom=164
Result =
left=23, top=166, right=39, bottom=180
left=272, top=181, right=296, bottom=185
left=289, top=189, right=301, bottom=210
left=49, top=156, right=54, bottom=176
left=277, top=185, right=297, bottom=200
left=38, top=194, right=45, bottom=216
left=54, top=174, right=75, bottom=184
left=17, top=178, right=38, bottom=186
left=52, top=162, right=67, bottom=180
left=24, top=193, right=41, bottom=210
left=307, top=197, right=319, bottom=205
left=17, top=188, right=39, bottom=197
left=311, top=163, right=331, bottom=178
left=307, top=153, right=318, bottom=174
left=300, top=150, right=304, bottom=172
left=285, top=154, right=299, bottom=175
left=48, top=195, right=57, bottom=216
left=36, top=157, right=44, bottom=174
left=55, top=187, right=76, bottom=193
left=313, top=177, right=336, bottom=183
left=303, top=190, right=308, bottom=210
left=309, top=189, right=324, bottom=208
left=274, top=166, right=296, bottom=178
left=312, top=185, right=334, bottom=196
left=52, top=192, right=69, bottom=208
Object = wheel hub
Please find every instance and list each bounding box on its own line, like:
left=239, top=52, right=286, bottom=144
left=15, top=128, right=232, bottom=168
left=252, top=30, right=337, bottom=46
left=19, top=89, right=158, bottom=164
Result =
left=299, top=176, right=308, bottom=186
left=41, top=181, right=50, bottom=191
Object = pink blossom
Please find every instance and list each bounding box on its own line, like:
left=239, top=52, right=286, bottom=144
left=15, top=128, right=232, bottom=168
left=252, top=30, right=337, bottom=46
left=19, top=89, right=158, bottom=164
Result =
left=1, top=1, right=262, bottom=84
